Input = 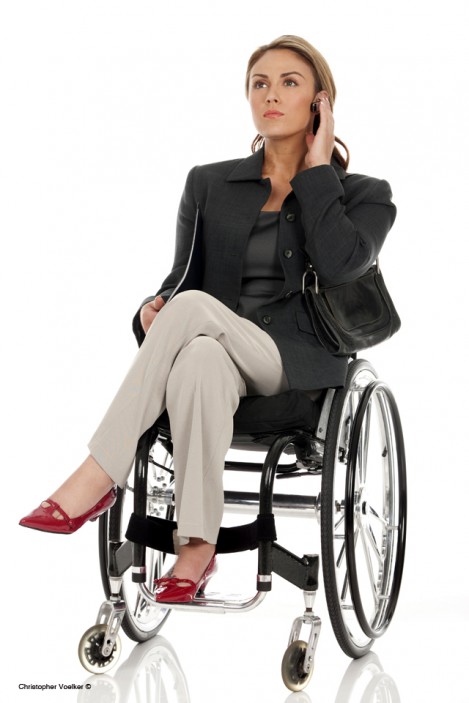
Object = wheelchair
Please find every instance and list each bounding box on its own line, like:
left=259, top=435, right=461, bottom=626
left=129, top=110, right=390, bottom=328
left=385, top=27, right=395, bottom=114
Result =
left=78, top=357, right=406, bottom=692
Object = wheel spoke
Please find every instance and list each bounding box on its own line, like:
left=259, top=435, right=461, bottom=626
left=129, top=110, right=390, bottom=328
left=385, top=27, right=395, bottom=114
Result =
left=368, top=503, right=387, bottom=527
left=341, top=526, right=360, bottom=600
left=146, top=549, right=156, bottom=584
left=340, top=565, right=350, bottom=602
left=334, top=513, right=345, bottom=531
left=364, top=523, right=383, bottom=563
left=336, top=540, right=346, bottom=569
left=358, top=400, right=372, bottom=487
left=359, top=523, right=379, bottom=606
left=339, top=526, right=355, bottom=602
left=132, top=591, right=144, bottom=619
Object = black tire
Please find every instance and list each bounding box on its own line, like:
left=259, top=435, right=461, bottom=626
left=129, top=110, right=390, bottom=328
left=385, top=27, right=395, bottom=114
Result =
left=321, top=359, right=406, bottom=658
left=99, top=442, right=174, bottom=642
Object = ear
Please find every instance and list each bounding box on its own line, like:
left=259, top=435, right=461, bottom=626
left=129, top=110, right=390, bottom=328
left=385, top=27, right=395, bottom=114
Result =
left=315, top=90, right=330, bottom=102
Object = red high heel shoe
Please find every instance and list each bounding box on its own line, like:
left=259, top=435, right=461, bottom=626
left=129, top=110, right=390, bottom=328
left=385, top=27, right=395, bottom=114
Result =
left=19, top=487, right=117, bottom=534
left=153, top=553, right=217, bottom=603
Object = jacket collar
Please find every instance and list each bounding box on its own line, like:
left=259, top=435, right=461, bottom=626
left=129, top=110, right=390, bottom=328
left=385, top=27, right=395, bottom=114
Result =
left=226, top=145, right=347, bottom=182
left=226, top=148, right=265, bottom=182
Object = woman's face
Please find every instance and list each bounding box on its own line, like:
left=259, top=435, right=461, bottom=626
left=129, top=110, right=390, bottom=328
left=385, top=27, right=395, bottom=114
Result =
left=248, top=49, right=317, bottom=143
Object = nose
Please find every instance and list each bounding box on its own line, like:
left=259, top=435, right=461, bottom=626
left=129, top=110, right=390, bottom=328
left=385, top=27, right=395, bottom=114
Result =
left=266, top=89, right=279, bottom=103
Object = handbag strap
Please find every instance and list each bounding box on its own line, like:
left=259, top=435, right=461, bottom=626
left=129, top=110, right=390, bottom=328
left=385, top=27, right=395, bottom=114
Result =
left=302, top=257, right=381, bottom=294
left=302, top=263, right=315, bottom=294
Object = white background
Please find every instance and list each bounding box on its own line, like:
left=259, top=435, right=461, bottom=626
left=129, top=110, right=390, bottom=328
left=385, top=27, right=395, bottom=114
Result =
left=1, top=1, right=468, bottom=701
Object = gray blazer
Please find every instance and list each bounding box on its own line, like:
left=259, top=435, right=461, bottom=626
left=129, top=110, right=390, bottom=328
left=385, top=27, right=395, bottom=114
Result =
left=133, top=148, right=396, bottom=390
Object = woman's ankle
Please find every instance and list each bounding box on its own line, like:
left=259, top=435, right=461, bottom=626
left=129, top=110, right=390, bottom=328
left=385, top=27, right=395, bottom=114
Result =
left=48, top=455, right=114, bottom=518
left=172, top=540, right=216, bottom=582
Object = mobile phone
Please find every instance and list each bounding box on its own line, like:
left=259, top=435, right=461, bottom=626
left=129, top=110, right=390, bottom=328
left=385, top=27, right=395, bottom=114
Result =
left=311, top=101, right=320, bottom=135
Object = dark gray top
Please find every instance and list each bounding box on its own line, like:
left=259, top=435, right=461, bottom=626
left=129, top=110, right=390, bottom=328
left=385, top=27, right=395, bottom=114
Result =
left=236, top=211, right=284, bottom=323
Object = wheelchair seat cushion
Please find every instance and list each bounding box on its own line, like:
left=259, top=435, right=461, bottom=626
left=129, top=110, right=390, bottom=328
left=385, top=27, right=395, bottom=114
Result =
left=232, top=390, right=322, bottom=434
left=155, top=390, right=322, bottom=437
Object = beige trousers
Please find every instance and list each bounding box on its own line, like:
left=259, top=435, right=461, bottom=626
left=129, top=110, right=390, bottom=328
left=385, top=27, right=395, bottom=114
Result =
left=88, top=290, right=287, bottom=545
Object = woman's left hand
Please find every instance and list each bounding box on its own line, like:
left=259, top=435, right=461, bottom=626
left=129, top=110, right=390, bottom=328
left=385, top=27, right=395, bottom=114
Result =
left=305, top=92, right=335, bottom=169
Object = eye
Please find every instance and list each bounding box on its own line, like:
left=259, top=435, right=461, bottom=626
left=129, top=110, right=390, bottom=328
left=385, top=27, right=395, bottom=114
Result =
left=253, top=80, right=268, bottom=89
left=284, top=78, right=298, bottom=87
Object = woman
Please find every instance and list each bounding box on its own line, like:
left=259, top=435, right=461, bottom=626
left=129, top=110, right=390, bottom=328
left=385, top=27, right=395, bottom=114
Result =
left=19, top=35, right=396, bottom=603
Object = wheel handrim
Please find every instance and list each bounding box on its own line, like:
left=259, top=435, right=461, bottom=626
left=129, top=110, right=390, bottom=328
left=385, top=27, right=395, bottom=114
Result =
left=345, top=381, right=407, bottom=638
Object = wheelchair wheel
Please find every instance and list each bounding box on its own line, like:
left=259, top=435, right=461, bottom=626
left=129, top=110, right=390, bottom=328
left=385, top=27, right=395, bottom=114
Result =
left=281, top=640, right=314, bottom=692
left=99, top=439, right=174, bottom=642
left=78, top=624, right=121, bottom=674
left=321, top=359, right=406, bottom=658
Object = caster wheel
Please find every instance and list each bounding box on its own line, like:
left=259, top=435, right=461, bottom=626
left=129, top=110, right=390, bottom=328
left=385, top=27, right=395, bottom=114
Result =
left=78, top=624, right=122, bottom=674
left=281, top=640, right=313, bottom=692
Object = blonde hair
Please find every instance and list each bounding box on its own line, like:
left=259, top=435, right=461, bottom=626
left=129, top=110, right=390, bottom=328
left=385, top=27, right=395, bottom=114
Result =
left=245, top=35, right=349, bottom=170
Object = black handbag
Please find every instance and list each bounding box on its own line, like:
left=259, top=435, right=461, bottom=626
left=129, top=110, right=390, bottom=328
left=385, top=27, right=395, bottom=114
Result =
left=303, top=260, right=401, bottom=356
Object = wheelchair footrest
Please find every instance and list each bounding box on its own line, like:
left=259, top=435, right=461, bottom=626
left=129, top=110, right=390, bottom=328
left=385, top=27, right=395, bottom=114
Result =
left=126, top=512, right=277, bottom=554
left=272, top=544, right=319, bottom=591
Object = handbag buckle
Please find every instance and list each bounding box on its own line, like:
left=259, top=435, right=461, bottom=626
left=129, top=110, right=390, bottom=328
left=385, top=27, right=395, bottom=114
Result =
left=302, top=263, right=319, bottom=294
left=302, top=264, right=318, bottom=295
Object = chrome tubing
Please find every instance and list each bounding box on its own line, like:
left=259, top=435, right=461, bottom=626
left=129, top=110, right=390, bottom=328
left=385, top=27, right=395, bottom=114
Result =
left=137, top=583, right=267, bottom=615
left=223, top=490, right=320, bottom=518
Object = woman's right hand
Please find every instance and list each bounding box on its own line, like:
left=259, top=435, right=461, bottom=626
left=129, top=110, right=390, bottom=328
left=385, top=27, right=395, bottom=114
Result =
left=305, top=92, right=335, bottom=169
left=140, top=295, right=166, bottom=334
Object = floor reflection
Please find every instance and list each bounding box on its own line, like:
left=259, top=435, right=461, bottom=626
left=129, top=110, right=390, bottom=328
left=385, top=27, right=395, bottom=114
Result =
left=77, top=638, right=400, bottom=703
left=333, top=652, right=401, bottom=703
left=284, top=652, right=401, bottom=703
left=78, top=636, right=190, bottom=703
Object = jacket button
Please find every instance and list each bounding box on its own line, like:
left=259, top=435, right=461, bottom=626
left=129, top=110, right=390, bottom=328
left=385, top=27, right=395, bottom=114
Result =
left=283, top=249, right=293, bottom=258
left=262, top=315, right=272, bottom=325
left=286, top=212, right=296, bottom=222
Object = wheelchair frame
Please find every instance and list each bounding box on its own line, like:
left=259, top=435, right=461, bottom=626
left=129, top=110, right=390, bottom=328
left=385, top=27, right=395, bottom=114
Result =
left=78, top=358, right=406, bottom=692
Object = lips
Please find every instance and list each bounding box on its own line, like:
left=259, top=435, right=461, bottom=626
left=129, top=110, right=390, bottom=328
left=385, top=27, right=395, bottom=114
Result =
left=263, top=110, right=284, bottom=118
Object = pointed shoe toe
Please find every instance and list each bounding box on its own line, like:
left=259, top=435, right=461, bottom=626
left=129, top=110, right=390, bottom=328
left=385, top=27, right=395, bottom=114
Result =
left=19, top=487, right=117, bottom=534
left=19, top=501, right=69, bottom=533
